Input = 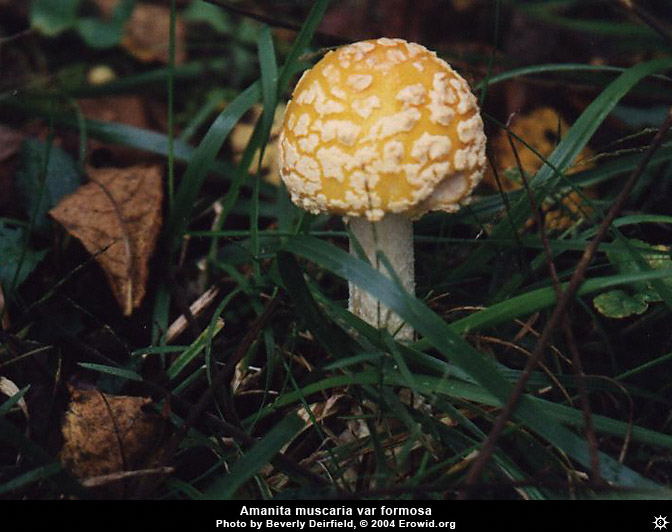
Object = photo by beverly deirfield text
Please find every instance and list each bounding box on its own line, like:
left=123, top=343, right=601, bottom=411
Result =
left=215, top=506, right=457, bottom=530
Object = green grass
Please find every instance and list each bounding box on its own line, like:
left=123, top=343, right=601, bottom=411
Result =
left=1, top=0, right=672, bottom=501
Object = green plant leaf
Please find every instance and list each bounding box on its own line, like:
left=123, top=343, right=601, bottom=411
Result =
left=202, top=413, right=305, bottom=499
left=182, top=0, right=232, bottom=34
left=30, top=0, right=81, bottom=36
left=0, top=462, right=64, bottom=496
left=17, top=139, right=82, bottom=233
left=0, top=222, right=47, bottom=295
left=591, top=290, right=649, bottom=319
left=76, top=0, right=134, bottom=48
left=167, top=319, right=224, bottom=380
left=77, top=363, right=143, bottom=382
left=592, top=240, right=672, bottom=318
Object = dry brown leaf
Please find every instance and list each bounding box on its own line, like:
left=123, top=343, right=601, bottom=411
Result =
left=92, top=0, right=186, bottom=65
left=78, top=96, right=148, bottom=130
left=59, top=385, right=165, bottom=496
left=122, top=3, right=186, bottom=65
left=49, top=165, right=162, bottom=315
left=77, top=95, right=150, bottom=163
left=485, top=107, right=596, bottom=230
left=93, top=0, right=118, bottom=19
left=229, top=103, right=286, bottom=186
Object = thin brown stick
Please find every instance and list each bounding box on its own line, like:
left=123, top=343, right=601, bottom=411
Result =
left=202, top=0, right=348, bottom=44
left=505, top=124, right=601, bottom=482
left=135, top=293, right=333, bottom=496
left=166, top=285, right=221, bottom=343
left=462, top=106, right=672, bottom=494
left=477, top=335, right=573, bottom=405
left=160, top=293, right=280, bottom=462
left=82, top=467, right=175, bottom=488
left=617, top=0, right=672, bottom=47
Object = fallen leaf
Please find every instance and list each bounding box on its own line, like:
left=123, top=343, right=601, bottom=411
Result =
left=78, top=96, right=148, bottom=130
left=17, top=138, right=83, bottom=232
left=49, top=165, right=163, bottom=315
left=78, top=95, right=150, bottom=163
left=59, top=385, right=166, bottom=497
left=93, top=0, right=119, bottom=19
left=121, top=3, right=187, bottom=65
left=485, top=107, right=596, bottom=230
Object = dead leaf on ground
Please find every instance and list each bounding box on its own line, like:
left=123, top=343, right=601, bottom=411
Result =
left=93, top=0, right=186, bottom=65
left=484, top=107, right=597, bottom=230
left=77, top=95, right=150, bottom=163
left=122, top=3, right=186, bottom=65
left=59, top=385, right=166, bottom=497
left=93, top=0, right=119, bottom=19
left=49, top=165, right=163, bottom=316
left=78, top=96, right=148, bottom=130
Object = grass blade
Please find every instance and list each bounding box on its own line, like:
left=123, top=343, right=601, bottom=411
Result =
left=166, top=82, right=260, bottom=249
left=202, top=413, right=305, bottom=499
left=77, top=362, right=142, bottom=382
left=0, top=463, right=64, bottom=496
left=284, top=234, right=664, bottom=491
left=451, top=58, right=672, bottom=280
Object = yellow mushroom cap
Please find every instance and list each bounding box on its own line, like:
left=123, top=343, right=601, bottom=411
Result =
left=278, top=38, right=487, bottom=222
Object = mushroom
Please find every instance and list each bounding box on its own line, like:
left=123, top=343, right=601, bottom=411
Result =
left=278, top=38, right=487, bottom=339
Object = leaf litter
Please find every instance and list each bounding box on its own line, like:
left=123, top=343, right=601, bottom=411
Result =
left=49, top=164, right=163, bottom=316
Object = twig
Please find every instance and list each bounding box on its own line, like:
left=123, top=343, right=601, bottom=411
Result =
left=162, top=293, right=280, bottom=459
left=166, top=269, right=203, bottom=341
left=462, top=106, right=672, bottom=494
left=617, top=0, right=672, bottom=47
left=504, top=124, right=601, bottom=483
left=136, top=293, right=333, bottom=496
left=202, top=0, right=348, bottom=44
left=165, top=285, right=221, bottom=343
left=82, top=467, right=175, bottom=488
left=59, top=294, right=331, bottom=495
left=0, top=28, right=33, bottom=45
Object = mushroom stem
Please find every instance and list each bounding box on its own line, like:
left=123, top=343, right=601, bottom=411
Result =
left=348, top=213, right=415, bottom=340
